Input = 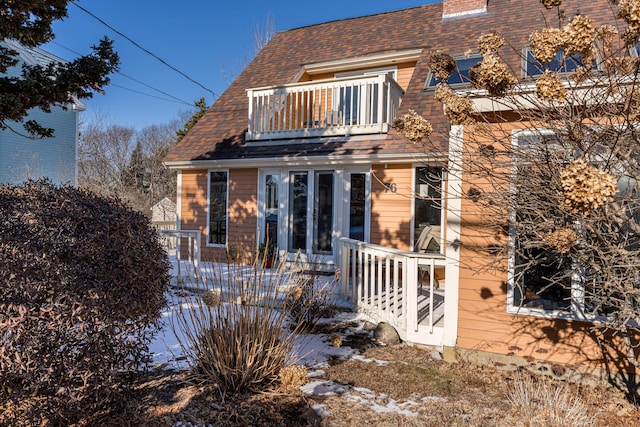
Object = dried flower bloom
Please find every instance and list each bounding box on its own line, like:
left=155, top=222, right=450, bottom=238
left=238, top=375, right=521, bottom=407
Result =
left=429, top=50, right=457, bottom=81
left=570, top=65, right=592, bottom=82
left=202, top=290, right=220, bottom=307
left=596, top=24, right=618, bottom=51
left=434, top=84, right=474, bottom=125
left=278, top=365, right=308, bottom=392
left=478, top=32, right=505, bottom=54
left=541, top=0, right=562, bottom=8
left=469, top=53, right=518, bottom=96
left=291, top=287, right=303, bottom=300
left=529, top=28, right=566, bottom=64
left=394, top=109, right=433, bottom=142
left=330, top=333, right=343, bottom=347
left=543, top=228, right=577, bottom=253
left=536, top=70, right=567, bottom=103
left=564, top=14, right=596, bottom=58
left=561, top=158, right=618, bottom=214
left=618, top=0, right=640, bottom=44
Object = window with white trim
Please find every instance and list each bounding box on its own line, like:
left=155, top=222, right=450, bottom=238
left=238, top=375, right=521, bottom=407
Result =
left=425, top=55, right=483, bottom=88
left=508, top=131, right=588, bottom=319
left=208, top=171, right=228, bottom=246
left=523, top=48, right=594, bottom=77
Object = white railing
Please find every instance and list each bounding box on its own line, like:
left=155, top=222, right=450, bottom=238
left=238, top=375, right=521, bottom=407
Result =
left=246, top=73, right=403, bottom=141
left=159, top=230, right=201, bottom=281
left=339, top=237, right=446, bottom=340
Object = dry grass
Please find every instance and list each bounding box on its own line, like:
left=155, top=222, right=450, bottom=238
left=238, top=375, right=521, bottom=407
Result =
left=5, top=326, right=640, bottom=426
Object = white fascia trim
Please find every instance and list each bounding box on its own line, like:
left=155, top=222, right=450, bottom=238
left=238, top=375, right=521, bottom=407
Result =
left=302, top=49, right=423, bottom=75
left=164, top=152, right=449, bottom=170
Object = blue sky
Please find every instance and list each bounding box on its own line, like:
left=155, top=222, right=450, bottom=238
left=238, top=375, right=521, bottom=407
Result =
left=42, top=1, right=436, bottom=130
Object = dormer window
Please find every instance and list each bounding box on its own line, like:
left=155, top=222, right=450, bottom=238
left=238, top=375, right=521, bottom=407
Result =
left=425, top=55, right=483, bottom=88
left=523, top=48, right=592, bottom=77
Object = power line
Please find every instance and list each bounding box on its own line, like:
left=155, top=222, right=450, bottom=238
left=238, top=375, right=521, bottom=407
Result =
left=51, top=41, right=193, bottom=106
left=71, top=2, right=217, bottom=99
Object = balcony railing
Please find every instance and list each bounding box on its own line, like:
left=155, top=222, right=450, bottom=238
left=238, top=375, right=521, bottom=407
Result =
left=246, top=73, right=404, bottom=141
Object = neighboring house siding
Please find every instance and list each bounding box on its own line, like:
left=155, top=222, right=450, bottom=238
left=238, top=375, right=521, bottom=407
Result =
left=0, top=105, right=77, bottom=185
left=370, top=163, right=412, bottom=250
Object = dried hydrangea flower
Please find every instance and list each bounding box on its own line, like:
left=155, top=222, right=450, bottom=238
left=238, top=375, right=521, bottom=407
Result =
left=529, top=28, right=566, bottom=64
left=434, top=84, right=474, bottom=125
left=541, top=0, right=562, bottom=8
left=429, top=50, right=457, bottom=81
left=394, top=109, right=433, bottom=142
left=478, top=32, right=505, bottom=54
left=570, top=65, right=592, bottom=82
left=543, top=228, right=577, bottom=253
left=278, top=365, right=308, bottom=392
left=596, top=24, right=619, bottom=51
left=561, top=158, right=618, bottom=214
left=469, top=53, right=518, bottom=96
left=618, top=0, right=640, bottom=44
left=202, top=290, right=220, bottom=307
left=564, top=14, right=596, bottom=59
left=536, top=70, right=567, bottom=102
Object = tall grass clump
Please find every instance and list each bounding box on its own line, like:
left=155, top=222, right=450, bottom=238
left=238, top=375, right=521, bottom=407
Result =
left=507, top=371, right=596, bottom=426
left=172, top=257, right=316, bottom=394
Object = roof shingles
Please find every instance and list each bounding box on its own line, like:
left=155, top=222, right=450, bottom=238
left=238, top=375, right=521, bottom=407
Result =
left=165, top=0, right=618, bottom=164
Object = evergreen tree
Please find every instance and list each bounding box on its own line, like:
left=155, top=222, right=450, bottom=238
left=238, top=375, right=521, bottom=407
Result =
left=176, top=98, right=208, bottom=141
left=0, top=1, right=119, bottom=138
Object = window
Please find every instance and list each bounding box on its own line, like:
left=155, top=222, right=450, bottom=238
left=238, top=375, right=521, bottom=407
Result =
left=414, top=166, right=443, bottom=253
left=349, top=173, right=366, bottom=241
left=288, top=171, right=308, bottom=251
left=425, top=55, right=483, bottom=88
left=264, top=172, right=279, bottom=248
left=208, top=171, right=228, bottom=245
left=523, top=48, right=591, bottom=77
left=508, top=131, right=600, bottom=319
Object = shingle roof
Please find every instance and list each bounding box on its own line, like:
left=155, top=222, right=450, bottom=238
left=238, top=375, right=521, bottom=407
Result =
left=165, top=0, right=617, bottom=164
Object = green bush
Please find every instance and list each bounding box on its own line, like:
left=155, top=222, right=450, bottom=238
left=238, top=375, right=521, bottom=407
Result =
left=0, top=180, right=170, bottom=425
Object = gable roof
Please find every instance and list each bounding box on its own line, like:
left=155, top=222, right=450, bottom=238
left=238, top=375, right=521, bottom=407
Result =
left=165, top=0, right=617, bottom=166
left=2, top=39, right=87, bottom=112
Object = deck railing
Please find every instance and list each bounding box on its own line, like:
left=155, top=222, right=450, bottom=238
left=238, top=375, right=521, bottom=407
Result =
left=159, top=230, right=201, bottom=281
left=338, top=237, right=446, bottom=339
left=246, top=73, right=403, bottom=141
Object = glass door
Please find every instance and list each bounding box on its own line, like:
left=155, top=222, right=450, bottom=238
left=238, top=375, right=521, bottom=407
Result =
left=313, top=171, right=334, bottom=254
left=288, top=171, right=308, bottom=252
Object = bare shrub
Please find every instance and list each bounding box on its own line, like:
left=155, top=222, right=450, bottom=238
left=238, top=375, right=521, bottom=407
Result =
left=284, top=267, right=337, bottom=332
left=0, top=179, right=170, bottom=425
left=172, top=259, right=308, bottom=395
left=507, top=372, right=596, bottom=426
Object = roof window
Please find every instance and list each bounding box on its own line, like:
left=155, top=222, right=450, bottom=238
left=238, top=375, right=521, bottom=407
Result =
left=425, top=55, right=483, bottom=88
left=523, top=48, right=592, bottom=77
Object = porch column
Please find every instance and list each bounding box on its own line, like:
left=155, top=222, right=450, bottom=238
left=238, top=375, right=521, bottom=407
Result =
left=443, top=125, right=463, bottom=347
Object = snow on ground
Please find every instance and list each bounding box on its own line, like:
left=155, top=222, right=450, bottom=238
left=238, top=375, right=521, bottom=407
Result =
left=151, top=256, right=435, bottom=420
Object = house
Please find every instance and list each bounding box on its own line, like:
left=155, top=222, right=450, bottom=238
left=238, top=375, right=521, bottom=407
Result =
left=0, top=40, right=85, bottom=185
left=151, top=196, right=178, bottom=230
left=165, top=0, right=635, bottom=382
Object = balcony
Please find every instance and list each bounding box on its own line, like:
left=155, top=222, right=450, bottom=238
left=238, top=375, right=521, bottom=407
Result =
left=246, top=73, right=404, bottom=141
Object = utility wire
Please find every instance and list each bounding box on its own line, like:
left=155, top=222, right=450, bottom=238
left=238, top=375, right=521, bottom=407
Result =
left=71, top=1, right=217, bottom=99
left=51, top=41, right=193, bottom=106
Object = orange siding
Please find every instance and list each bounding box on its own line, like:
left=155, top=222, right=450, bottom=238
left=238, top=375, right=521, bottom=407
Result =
left=227, top=168, right=258, bottom=258
left=370, top=163, right=413, bottom=250
left=179, top=169, right=257, bottom=262
left=306, top=61, right=417, bottom=92
left=455, top=123, right=638, bottom=373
